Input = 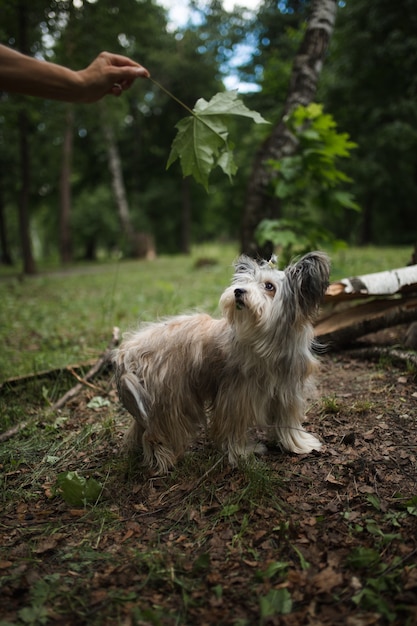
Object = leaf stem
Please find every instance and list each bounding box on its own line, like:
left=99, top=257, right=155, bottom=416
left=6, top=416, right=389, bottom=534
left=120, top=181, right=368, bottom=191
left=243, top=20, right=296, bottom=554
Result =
left=149, top=77, right=196, bottom=117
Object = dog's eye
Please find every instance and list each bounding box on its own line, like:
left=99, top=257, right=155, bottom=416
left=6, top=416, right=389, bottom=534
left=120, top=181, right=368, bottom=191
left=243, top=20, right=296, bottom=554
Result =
left=264, top=282, right=276, bottom=293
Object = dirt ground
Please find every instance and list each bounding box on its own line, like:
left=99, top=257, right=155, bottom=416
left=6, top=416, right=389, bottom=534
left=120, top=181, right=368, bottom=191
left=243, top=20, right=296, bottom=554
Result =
left=1, top=327, right=417, bottom=625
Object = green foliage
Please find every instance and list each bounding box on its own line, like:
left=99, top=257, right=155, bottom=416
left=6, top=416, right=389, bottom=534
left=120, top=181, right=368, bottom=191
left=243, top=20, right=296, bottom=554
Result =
left=259, top=588, right=292, bottom=621
left=71, top=185, right=120, bottom=260
left=55, top=471, right=103, bottom=507
left=321, top=0, right=417, bottom=244
left=167, top=90, right=270, bottom=190
left=256, top=103, right=359, bottom=265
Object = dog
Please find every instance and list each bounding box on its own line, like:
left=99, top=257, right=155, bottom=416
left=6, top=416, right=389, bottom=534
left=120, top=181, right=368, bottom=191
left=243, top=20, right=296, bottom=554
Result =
left=113, top=251, right=330, bottom=474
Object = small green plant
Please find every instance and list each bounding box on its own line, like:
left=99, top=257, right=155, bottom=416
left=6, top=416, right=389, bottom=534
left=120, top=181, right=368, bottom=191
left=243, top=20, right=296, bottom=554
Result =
left=352, top=400, right=374, bottom=414
left=55, top=471, right=103, bottom=507
left=12, top=574, right=61, bottom=626
left=259, top=588, right=293, bottom=622
left=321, top=395, right=341, bottom=414
left=256, top=561, right=289, bottom=582
left=256, top=102, right=360, bottom=265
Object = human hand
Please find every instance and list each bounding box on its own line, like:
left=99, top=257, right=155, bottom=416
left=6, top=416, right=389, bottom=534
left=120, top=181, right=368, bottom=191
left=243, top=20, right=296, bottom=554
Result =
left=77, top=51, right=150, bottom=103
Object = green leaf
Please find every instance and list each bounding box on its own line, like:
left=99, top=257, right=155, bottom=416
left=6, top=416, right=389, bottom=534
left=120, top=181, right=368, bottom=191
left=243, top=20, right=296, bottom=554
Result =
left=259, top=588, right=292, bottom=619
left=257, top=561, right=289, bottom=580
left=366, top=493, right=381, bottom=511
left=346, top=546, right=381, bottom=569
left=167, top=91, right=269, bottom=190
left=193, top=90, right=269, bottom=124
left=220, top=503, right=240, bottom=518
left=56, top=471, right=102, bottom=507
left=87, top=396, right=111, bottom=409
left=18, top=606, right=49, bottom=625
left=352, top=586, right=396, bottom=622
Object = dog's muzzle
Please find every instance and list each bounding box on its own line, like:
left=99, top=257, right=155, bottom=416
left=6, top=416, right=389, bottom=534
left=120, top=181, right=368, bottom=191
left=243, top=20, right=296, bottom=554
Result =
left=234, top=288, right=246, bottom=309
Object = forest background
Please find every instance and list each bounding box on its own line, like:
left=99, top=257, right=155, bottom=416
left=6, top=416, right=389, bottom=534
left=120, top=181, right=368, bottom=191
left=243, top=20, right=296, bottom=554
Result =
left=1, top=0, right=416, bottom=274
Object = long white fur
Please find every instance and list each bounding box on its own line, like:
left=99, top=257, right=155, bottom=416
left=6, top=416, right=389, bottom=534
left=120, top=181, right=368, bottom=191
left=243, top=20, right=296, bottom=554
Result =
left=113, top=252, right=330, bottom=474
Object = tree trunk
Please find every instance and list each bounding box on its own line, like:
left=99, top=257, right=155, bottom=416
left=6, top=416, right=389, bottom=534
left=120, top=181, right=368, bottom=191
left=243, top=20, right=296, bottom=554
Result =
left=17, top=1, right=36, bottom=274
left=101, top=105, right=137, bottom=256
left=59, top=105, right=74, bottom=265
left=240, top=0, right=338, bottom=257
left=18, top=110, right=36, bottom=275
left=0, top=174, right=13, bottom=265
left=100, top=103, right=155, bottom=259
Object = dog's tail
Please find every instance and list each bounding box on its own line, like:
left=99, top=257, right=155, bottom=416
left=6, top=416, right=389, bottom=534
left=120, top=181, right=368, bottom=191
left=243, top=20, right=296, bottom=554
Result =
left=117, top=371, right=149, bottom=422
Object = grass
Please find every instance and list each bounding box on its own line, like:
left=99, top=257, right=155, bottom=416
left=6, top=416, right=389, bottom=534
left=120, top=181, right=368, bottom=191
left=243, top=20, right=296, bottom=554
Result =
left=0, top=242, right=412, bottom=383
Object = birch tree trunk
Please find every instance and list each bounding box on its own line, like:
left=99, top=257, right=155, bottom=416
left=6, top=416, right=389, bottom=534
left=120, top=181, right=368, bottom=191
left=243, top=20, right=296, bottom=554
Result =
left=326, top=264, right=417, bottom=300
left=240, top=0, right=338, bottom=257
left=100, top=103, right=156, bottom=259
left=101, top=114, right=134, bottom=246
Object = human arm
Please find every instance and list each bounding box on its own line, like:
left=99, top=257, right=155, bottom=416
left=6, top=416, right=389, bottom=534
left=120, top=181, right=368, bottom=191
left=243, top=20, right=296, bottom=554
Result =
left=0, top=45, right=150, bottom=103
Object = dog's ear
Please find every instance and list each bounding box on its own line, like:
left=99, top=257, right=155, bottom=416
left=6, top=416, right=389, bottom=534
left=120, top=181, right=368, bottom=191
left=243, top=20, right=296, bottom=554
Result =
left=258, top=254, right=278, bottom=270
left=233, top=255, right=258, bottom=276
left=286, top=251, right=330, bottom=313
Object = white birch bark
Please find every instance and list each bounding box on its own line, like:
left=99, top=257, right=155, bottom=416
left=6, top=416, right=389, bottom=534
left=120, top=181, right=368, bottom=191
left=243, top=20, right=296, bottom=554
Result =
left=326, top=265, right=417, bottom=299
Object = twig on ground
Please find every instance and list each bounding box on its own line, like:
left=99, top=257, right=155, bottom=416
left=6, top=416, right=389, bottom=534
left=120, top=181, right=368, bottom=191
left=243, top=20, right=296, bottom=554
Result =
left=0, top=421, right=29, bottom=443
left=52, top=327, right=120, bottom=411
left=67, top=366, right=107, bottom=394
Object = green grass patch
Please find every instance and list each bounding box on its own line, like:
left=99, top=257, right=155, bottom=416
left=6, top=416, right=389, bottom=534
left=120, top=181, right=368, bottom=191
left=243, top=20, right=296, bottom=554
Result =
left=0, top=243, right=411, bottom=383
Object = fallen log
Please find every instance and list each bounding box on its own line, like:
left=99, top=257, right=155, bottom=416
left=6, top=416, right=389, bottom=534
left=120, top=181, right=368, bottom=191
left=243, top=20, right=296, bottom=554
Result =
left=343, top=346, right=417, bottom=369
left=315, top=297, right=417, bottom=349
left=316, top=262, right=417, bottom=349
left=325, top=264, right=417, bottom=300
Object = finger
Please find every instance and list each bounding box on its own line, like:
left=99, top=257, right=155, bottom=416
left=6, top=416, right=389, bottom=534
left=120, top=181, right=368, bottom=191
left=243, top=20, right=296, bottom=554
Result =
left=102, top=52, right=150, bottom=78
left=110, top=83, right=123, bottom=97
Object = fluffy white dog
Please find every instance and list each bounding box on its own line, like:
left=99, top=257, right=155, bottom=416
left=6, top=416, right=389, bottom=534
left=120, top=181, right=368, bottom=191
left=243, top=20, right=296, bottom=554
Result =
left=113, top=252, right=330, bottom=474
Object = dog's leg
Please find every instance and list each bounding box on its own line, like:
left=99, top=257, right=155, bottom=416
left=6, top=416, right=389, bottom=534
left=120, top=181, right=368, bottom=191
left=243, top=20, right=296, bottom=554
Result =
left=124, top=419, right=146, bottom=453
left=210, top=384, right=265, bottom=465
left=142, top=405, right=204, bottom=475
left=142, top=430, right=178, bottom=475
left=267, top=392, right=321, bottom=454
left=118, top=373, right=178, bottom=473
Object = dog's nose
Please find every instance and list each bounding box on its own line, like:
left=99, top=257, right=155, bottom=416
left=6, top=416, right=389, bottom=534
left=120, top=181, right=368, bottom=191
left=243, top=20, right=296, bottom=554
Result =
left=234, top=288, right=246, bottom=299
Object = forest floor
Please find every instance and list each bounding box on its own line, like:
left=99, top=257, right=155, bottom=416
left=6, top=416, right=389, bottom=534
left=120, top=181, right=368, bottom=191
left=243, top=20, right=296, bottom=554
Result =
left=1, top=326, right=417, bottom=626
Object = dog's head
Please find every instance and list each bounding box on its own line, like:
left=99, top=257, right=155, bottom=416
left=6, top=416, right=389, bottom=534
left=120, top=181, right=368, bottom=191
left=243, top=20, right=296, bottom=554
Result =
left=220, top=252, right=330, bottom=341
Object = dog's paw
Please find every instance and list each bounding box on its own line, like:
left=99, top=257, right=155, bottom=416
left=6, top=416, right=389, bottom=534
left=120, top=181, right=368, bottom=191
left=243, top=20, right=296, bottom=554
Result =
left=226, top=441, right=267, bottom=465
left=281, top=428, right=322, bottom=455
left=252, top=442, right=267, bottom=456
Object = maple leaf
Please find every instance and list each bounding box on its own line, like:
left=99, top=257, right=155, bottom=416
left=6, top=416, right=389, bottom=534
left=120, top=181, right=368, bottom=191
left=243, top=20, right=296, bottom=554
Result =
left=166, top=91, right=270, bottom=190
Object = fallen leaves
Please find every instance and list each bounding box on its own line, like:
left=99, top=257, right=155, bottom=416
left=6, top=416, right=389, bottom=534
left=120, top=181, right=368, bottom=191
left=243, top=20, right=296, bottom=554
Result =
left=1, top=349, right=417, bottom=625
